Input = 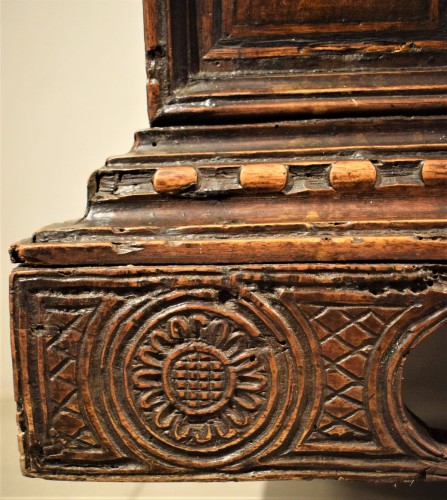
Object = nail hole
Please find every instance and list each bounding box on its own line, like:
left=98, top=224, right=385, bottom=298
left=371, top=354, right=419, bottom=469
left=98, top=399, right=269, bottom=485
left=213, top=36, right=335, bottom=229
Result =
left=217, top=289, right=232, bottom=303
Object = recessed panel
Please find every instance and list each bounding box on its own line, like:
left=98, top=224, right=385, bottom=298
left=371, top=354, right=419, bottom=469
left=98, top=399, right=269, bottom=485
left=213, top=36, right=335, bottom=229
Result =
left=145, top=0, right=447, bottom=124
left=231, top=0, right=438, bottom=33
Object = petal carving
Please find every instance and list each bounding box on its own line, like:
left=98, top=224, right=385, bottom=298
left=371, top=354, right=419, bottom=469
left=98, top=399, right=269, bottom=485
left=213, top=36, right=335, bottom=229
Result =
left=168, top=317, right=189, bottom=340
left=150, top=330, right=175, bottom=352
left=203, top=319, right=230, bottom=347
left=132, top=372, right=161, bottom=389
left=223, top=331, right=245, bottom=357
left=171, top=416, right=190, bottom=441
left=226, top=406, right=249, bottom=426
left=234, top=392, right=263, bottom=411
left=154, top=403, right=176, bottom=428
left=138, top=346, right=162, bottom=367
left=214, top=418, right=238, bottom=439
left=139, top=390, right=164, bottom=410
left=193, top=424, right=213, bottom=443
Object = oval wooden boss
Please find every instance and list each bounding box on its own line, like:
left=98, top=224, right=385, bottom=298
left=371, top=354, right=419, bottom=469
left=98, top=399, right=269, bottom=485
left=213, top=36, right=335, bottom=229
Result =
left=422, top=159, right=447, bottom=186
left=329, top=160, right=377, bottom=191
left=239, top=164, right=288, bottom=192
left=153, top=166, right=198, bottom=194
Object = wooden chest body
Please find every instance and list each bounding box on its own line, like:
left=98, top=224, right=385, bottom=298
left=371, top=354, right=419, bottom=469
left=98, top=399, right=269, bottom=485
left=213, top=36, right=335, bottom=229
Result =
left=9, top=0, right=447, bottom=481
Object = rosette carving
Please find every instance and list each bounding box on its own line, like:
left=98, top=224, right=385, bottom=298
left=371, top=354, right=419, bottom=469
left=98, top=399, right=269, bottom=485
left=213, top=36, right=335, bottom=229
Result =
left=84, top=289, right=305, bottom=469
left=131, top=313, right=269, bottom=446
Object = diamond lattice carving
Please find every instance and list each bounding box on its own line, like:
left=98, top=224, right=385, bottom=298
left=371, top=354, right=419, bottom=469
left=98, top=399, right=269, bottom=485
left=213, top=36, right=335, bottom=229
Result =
left=301, top=305, right=404, bottom=440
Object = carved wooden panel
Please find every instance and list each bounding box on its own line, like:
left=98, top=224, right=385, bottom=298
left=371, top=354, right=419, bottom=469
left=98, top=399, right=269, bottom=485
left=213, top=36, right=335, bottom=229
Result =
left=11, top=264, right=447, bottom=480
left=145, top=0, right=447, bottom=124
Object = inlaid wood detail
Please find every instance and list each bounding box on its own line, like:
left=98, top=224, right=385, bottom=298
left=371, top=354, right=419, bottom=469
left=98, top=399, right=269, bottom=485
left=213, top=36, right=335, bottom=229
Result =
left=152, top=166, right=198, bottom=194
left=94, top=159, right=445, bottom=201
left=422, top=159, right=447, bottom=186
left=239, top=164, right=288, bottom=192
left=10, top=265, right=447, bottom=480
left=329, top=161, right=377, bottom=191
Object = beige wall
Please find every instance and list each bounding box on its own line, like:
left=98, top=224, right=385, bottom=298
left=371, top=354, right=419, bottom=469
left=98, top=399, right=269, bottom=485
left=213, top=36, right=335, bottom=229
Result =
left=2, top=1, right=447, bottom=498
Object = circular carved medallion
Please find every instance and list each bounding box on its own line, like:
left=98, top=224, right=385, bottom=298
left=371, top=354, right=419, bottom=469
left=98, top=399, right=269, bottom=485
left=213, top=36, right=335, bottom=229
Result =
left=127, top=309, right=273, bottom=453
left=83, top=288, right=306, bottom=468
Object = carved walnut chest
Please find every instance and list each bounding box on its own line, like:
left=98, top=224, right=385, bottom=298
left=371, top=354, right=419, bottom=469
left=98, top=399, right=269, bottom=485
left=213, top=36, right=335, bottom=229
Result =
left=9, top=0, right=447, bottom=482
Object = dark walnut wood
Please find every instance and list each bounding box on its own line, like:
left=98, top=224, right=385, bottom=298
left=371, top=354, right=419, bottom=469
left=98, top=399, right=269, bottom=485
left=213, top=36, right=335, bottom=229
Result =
left=145, top=0, right=447, bottom=125
left=8, top=0, right=447, bottom=483
left=10, top=265, right=447, bottom=481
left=9, top=117, right=447, bottom=266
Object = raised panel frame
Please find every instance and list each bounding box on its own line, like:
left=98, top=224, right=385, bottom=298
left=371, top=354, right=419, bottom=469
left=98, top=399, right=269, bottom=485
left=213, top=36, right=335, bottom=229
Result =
left=144, top=0, right=447, bottom=125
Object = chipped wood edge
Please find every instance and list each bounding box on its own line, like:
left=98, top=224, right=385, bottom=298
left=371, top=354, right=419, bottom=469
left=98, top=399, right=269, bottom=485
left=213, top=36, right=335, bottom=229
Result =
left=10, top=235, right=447, bottom=266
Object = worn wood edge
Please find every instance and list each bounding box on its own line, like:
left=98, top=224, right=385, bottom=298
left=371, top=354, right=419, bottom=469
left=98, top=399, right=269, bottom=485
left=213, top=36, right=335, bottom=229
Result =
left=10, top=235, right=447, bottom=266
left=150, top=68, right=447, bottom=127
left=32, top=220, right=447, bottom=243
left=112, top=145, right=447, bottom=164
left=111, top=126, right=447, bottom=166
left=9, top=274, right=27, bottom=478
left=10, top=262, right=435, bottom=276
left=137, top=115, right=447, bottom=134
left=204, top=42, right=447, bottom=58
left=152, top=95, right=447, bottom=126
left=176, top=81, right=447, bottom=100
left=103, top=156, right=442, bottom=170
left=17, top=468, right=434, bottom=482
left=176, top=71, right=447, bottom=95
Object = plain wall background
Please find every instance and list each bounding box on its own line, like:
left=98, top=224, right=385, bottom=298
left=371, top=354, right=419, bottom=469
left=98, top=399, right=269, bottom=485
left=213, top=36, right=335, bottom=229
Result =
left=2, top=1, right=447, bottom=498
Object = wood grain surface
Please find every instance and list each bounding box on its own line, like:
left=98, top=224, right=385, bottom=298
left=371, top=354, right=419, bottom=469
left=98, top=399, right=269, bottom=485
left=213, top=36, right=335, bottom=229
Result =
left=143, top=0, right=447, bottom=125
left=8, top=0, right=447, bottom=483
left=10, top=264, right=447, bottom=481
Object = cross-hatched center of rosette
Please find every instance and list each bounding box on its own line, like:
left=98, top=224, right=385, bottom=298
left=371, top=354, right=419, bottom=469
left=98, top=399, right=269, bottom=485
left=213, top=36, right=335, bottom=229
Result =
left=163, top=343, right=236, bottom=416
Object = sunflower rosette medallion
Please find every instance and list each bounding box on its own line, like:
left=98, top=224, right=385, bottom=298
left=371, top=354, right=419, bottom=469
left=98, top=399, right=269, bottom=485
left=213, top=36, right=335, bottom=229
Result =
left=94, top=294, right=305, bottom=469
left=131, top=311, right=271, bottom=447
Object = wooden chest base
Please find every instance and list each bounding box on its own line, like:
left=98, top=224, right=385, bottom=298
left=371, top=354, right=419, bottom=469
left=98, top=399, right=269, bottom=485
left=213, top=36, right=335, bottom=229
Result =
left=10, top=264, right=447, bottom=481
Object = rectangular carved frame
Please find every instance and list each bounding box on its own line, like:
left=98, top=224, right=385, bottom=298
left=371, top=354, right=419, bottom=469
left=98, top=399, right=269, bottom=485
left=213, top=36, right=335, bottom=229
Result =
left=145, top=0, right=447, bottom=124
left=11, top=264, right=447, bottom=481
